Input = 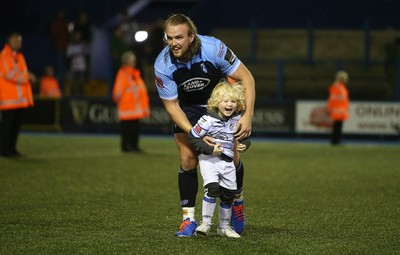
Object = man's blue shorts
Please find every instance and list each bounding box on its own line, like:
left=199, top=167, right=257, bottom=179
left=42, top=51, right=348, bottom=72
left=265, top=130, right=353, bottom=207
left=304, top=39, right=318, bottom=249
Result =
left=173, top=105, right=207, bottom=134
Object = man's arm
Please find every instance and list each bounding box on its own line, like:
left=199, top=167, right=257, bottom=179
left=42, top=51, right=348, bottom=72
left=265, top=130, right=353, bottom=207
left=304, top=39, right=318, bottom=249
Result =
left=0, top=55, right=29, bottom=84
left=162, top=98, right=192, bottom=133
left=230, top=63, right=255, bottom=140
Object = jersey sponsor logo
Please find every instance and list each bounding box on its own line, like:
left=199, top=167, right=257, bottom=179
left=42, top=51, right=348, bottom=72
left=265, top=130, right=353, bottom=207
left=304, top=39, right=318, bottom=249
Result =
left=224, top=48, right=237, bottom=65
left=217, top=42, right=225, bottom=58
left=179, top=77, right=210, bottom=92
left=155, top=75, right=164, bottom=88
left=214, top=132, right=229, bottom=141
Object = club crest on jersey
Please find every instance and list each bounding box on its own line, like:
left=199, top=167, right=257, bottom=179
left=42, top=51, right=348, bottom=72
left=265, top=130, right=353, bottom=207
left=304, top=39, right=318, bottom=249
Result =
left=200, top=63, right=208, bottom=73
left=179, top=77, right=210, bottom=92
left=217, top=42, right=225, bottom=58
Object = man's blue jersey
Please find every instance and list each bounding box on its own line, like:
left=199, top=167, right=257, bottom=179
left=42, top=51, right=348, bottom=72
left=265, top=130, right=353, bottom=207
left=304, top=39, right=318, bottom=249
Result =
left=154, top=34, right=241, bottom=106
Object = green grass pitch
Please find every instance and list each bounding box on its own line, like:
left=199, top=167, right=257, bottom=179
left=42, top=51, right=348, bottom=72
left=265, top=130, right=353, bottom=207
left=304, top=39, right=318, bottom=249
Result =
left=1, top=133, right=399, bottom=254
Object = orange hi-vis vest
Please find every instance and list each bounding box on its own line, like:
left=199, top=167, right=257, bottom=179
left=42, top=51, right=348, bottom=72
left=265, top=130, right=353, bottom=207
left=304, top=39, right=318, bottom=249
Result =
left=0, top=44, right=34, bottom=110
left=327, top=81, right=349, bottom=121
left=112, top=66, right=150, bottom=121
left=40, top=76, right=62, bottom=98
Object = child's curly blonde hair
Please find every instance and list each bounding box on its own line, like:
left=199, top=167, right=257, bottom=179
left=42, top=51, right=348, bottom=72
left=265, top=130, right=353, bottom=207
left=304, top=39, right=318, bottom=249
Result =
left=207, top=80, right=246, bottom=112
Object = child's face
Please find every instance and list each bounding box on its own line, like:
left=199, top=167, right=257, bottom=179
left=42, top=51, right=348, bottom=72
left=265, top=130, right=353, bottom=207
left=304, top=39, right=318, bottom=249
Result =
left=217, top=94, right=237, bottom=118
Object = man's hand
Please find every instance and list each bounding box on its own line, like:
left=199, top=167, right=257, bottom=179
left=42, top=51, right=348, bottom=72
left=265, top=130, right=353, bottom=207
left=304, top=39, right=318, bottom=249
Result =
left=234, top=113, right=252, bottom=140
left=28, top=72, right=37, bottom=83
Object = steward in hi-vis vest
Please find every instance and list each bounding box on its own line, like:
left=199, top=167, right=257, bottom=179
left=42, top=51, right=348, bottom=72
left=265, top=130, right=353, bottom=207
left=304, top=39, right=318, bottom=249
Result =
left=0, top=35, right=34, bottom=110
left=40, top=65, right=62, bottom=98
left=0, top=32, right=35, bottom=157
left=113, top=51, right=150, bottom=153
left=327, top=70, right=350, bottom=145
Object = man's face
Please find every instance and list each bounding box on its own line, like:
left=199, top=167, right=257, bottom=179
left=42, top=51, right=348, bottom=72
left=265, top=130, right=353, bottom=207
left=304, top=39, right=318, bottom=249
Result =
left=126, top=55, right=136, bottom=67
left=165, top=23, right=194, bottom=60
left=9, top=35, right=22, bottom=51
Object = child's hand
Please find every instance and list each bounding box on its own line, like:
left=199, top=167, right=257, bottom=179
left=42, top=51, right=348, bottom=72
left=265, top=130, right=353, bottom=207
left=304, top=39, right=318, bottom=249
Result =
left=212, top=144, right=223, bottom=156
left=203, top=136, right=215, bottom=145
left=236, top=142, right=247, bottom=153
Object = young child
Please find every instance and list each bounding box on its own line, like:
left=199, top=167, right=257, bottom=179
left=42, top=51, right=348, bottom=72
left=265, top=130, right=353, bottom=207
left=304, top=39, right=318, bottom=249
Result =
left=188, top=81, right=251, bottom=238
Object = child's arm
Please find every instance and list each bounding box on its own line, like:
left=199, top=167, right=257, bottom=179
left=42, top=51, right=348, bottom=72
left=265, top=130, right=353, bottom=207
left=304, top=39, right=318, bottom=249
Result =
left=188, top=132, right=222, bottom=156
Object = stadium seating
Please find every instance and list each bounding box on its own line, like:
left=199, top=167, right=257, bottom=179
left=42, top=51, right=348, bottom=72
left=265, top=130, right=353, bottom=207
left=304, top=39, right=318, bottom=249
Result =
left=211, top=28, right=400, bottom=101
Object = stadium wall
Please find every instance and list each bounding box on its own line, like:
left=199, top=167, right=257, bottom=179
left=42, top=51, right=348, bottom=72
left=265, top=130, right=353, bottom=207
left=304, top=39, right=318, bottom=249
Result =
left=20, top=97, right=400, bottom=139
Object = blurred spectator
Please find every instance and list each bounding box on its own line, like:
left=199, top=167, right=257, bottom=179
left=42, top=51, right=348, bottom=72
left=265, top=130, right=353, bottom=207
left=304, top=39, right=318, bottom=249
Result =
left=145, top=18, right=165, bottom=62
left=119, top=11, right=145, bottom=73
left=73, top=11, right=92, bottom=44
left=72, top=11, right=92, bottom=81
left=120, top=11, right=139, bottom=47
left=110, top=25, right=130, bottom=79
left=50, top=9, right=69, bottom=92
left=0, top=32, right=35, bottom=158
left=327, top=71, right=350, bottom=146
left=40, top=65, right=62, bottom=99
left=112, top=51, right=150, bottom=153
left=66, top=30, right=89, bottom=96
